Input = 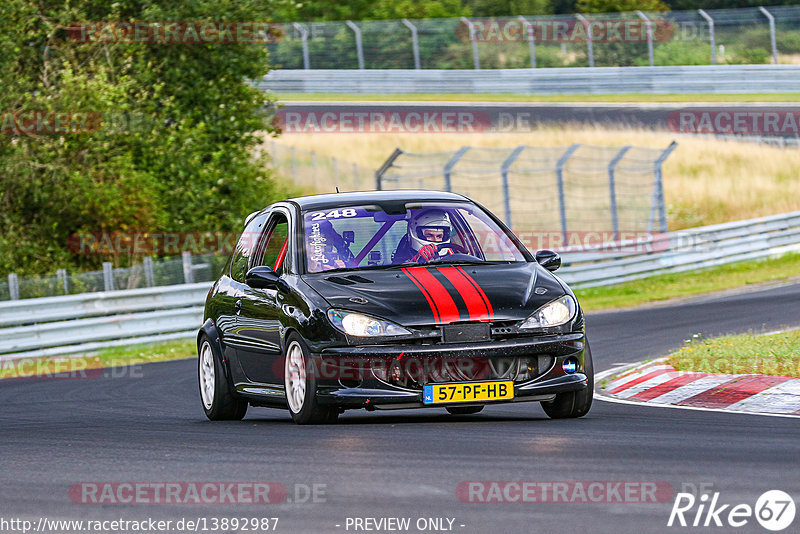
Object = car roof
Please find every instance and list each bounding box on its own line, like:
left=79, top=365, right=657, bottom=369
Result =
left=287, top=190, right=469, bottom=211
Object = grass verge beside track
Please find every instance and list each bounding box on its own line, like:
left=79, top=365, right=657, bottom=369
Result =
left=667, top=329, right=800, bottom=376
left=575, top=252, right=800, bottom=311
left=0, top=339, right=194, bottom=379
left=276, top=93, right=800, bottom=103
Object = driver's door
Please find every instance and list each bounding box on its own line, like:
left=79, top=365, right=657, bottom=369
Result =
left=235, top=209, right=291, bottom=385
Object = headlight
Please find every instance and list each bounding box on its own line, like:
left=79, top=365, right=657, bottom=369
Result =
left=327, top=309, right=410, bottom=337
left=519, top=295, right=577, bottom=329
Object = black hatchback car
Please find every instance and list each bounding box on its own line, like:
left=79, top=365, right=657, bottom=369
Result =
left=198, top=190, right=592, bottom=424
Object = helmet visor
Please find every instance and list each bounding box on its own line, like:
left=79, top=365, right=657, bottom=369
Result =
left=415, top=225, right=451, bottom=243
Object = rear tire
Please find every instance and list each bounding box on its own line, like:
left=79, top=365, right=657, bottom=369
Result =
left=542, top=341, right=594, bottom=419
left=446, top=406, right=484, bottom=415
left=284, top=334, right=338, bottom=425
left=198, top=336, right=247, bottom=421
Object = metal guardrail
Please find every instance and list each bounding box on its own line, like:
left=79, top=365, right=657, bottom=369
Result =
left=1, top=211, right=798, bottom=360
left=257, top=65, right=800, bottom=94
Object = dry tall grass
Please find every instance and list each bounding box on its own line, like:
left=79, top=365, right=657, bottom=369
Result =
left=262, top=126, right=800, bottom=230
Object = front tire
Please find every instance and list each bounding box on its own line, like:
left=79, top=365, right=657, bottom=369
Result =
left=542, top=341, right=594, bottom=419
left=284, top=335, right=338, bottom=425
left=198, top=336, right=247, bottom=421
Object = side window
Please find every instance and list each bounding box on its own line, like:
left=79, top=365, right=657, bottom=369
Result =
left=230, top=213, right=268, bottom=283
left=253, top=213, right=290, bottom=275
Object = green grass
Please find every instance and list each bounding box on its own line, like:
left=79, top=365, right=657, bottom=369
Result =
left=275, top=93, right=800, bottom=103
left=0, top=338, right=195, bottom=379
left=668, top=329, right=800, bottom=376
left=575, top=252, right=800, bottom=311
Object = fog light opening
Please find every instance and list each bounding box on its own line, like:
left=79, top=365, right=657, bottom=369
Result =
left=562, top=358, right=579, bottom=374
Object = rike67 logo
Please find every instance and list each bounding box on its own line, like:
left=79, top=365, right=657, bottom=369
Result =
left=668, top=489, right=795, bottom=531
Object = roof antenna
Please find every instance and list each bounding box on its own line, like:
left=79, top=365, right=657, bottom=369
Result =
left=335, top=186, right=340, bottom=193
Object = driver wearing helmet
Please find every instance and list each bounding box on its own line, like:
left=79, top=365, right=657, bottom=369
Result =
left=393, top=208, right=455, bottom=264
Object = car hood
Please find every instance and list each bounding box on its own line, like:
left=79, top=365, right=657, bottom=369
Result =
left=302, top=262, right=567, bottom=327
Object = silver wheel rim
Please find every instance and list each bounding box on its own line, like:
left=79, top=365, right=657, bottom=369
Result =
left=199, top=341, right=215, bottom=410
left=285, top=341, right=306, bottom=414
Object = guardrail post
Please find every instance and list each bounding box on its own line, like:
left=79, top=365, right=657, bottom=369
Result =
left=461, top=18, right=480, bottom=69
left=102, top=262, right=115, bottom=292
left=556, top=144, right=581, bottom=243
left=698, top=10, right=717, bottom=65
left=575, top=14, right=594, bottom=67
left=443, top=146, right=471, bottom=192
left=182, top=252, right=194, bottom=284
left=650, top=141, right=678, bottom=233
left=8, top=273, right=19, bottom=300
left=345, top=20, right=365, bottom=70
left=518, top=16, right=536, bottom=68
left=292, top=22, right=310, bottom=69
left=402, top=19, right=421, bottom=70
left=56, top=268, right=68, bottom=295
left=143, top=257, right=155, bottom=287
left=374, top=148, right=404, bottom=190
left=759, top=7, right=778, bottom=65
left=635, top=10, right=655, bottom=67
left=608, top=146, right=632, bottom=241
left=500, top=146, right=527, bottom=228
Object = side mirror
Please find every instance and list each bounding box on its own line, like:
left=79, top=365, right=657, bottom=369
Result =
left=535, top=250, right=561, bottom=272
left=245, top=265, right=280, bottom=289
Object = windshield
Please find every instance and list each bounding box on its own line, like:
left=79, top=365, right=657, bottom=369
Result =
left=302, top=201, right=527, bottom=274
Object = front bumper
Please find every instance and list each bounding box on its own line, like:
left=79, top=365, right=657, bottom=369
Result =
left=313, top=332, right=588, bottom=409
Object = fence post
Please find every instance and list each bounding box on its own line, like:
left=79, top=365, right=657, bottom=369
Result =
left=374, top=148, right=404, bottom=190
left=292, top=22, right=310, bottom=69
left=651, top=141, right=678, bottom=233
left=608, top=146, right=632, bottom=241
left=698, top=10, right=717, bottom=65
left=518, top=16, right=536, bottom=68
left=635, top=10, right=654, bottom=67
left=182, top=252, right=194, bottom=284
left=8, top=273, right=19, bottom=300
left=461, top=18, right=480, bottom=69
left=575, top=14, right=594, bottom=67
left=102, top=262, right=115, bottom=292
left=345, top=20, right=365, bottom=69
left=443, top=146, right=471, bottom=192
left=500, top=146, right=527, bottom=228
left=143, top=256, right=155, bottom=287
left=401, top=19, right=421, bottom=70
left=759, top=6, right=778, bottom=65
left=556, top=144, right=581, bottom=243
left=56, top=268, right=68, bottom=295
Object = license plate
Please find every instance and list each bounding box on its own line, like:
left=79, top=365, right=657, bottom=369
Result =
left=423, top=380, right=514, bottom=405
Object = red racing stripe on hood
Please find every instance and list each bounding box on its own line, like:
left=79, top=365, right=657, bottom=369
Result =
left=401, top=267, right=440, bottom=323
left=403, top=267, right=461, bottom=324
left=455, top=266, right=494, bottom=321
left=437, top=266, right=491, bottom=321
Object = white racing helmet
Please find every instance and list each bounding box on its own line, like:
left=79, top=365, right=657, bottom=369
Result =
left=408, top=209, right=452, bottom=252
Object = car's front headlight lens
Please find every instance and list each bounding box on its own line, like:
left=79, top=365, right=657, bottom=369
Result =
left=519, top=295, right=577, bottom=329
left=327, top=309, right=410, bottom=337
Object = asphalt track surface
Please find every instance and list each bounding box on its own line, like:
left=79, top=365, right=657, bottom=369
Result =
left=2, top=282, right=800, bottom=534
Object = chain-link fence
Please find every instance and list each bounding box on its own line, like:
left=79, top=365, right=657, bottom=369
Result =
left=376, top=143, right=676, bottom=237
left=267, top=6, right=800, bottom=70
left=265, top=139, right=373, bottom=192
left=2, top=253, right=228, bottom=301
